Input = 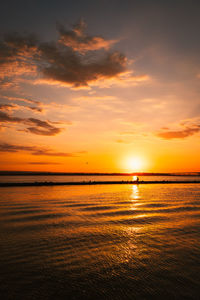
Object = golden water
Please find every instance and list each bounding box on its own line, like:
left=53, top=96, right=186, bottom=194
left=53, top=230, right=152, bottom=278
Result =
left=0, top=184, right=200, bottom=299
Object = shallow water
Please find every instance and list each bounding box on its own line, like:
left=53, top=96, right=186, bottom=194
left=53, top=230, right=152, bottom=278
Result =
left=0, top=184, right=200, bottom=299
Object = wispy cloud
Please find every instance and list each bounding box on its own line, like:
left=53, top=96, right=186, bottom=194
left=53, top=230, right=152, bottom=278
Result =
left=28, top=162, right=62, bottom=165
left=0, top=142, right=85, bottom=157
left=1, top=95, right=42, bottom=106
left=0, top=104, right=18, bottom=111
left=0, top=111, right=64, bottom=136
left=0, top=102, right=43, bottom=113
left=0, top=33, right=38, bottom=88
left=115, top=139, right=132, bottom=144
left=157, top=121, right=200, bottom=139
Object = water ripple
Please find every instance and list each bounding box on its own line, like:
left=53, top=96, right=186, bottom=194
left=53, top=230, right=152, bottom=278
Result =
left=0, top=184, right=200, bottom=299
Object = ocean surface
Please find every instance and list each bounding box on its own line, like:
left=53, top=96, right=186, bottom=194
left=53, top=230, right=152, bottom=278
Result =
left=0, top=174, right=200, bottom=183
left=0, top=183, right=200, bottom=299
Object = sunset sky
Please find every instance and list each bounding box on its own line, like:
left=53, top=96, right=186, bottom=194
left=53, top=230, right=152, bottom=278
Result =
left=1, top=0, right=200, bottom=172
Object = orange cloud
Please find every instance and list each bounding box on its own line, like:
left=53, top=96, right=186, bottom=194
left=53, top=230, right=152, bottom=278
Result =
left=0, top=142, right=85, bottom=157
left=0, top=104, right=18, bottom=111
left=58, top=20, right=117, bottom=53
left=157, top=125, right=200, bottom=139
left=115, top=139, right=132, bottom=144
left=0, top=111, right=64, bottom=136
left=0, top=103, right=43, bottom=113
left=2, top=95, right=42, bottom=106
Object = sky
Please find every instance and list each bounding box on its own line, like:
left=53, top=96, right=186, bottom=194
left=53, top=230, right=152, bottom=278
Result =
left=0, top=0, right=200, bottom=173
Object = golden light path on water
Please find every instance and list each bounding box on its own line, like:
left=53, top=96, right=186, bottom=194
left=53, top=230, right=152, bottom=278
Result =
left=0, top=183, right=200, bottom=299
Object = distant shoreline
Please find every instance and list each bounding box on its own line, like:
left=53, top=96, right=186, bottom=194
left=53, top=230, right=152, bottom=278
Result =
left=1, top=171, right=200, bottom=176
left=1, top=180, right=200, bottom=187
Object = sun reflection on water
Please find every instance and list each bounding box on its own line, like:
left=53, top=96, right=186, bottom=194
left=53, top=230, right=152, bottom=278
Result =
left=131, top=184, right=140, bottom=200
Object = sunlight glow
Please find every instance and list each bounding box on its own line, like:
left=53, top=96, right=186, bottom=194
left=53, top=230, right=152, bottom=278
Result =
left=125, top=157, right=144, bottom=172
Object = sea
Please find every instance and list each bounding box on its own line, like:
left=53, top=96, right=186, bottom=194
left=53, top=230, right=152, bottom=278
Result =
left=0, top=174, right=200, bottom=183
left=0, top=175, right=200, bottom=299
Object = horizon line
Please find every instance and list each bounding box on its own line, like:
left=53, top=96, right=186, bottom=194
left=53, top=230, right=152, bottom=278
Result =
left=1, top=171, right=200, bottom=176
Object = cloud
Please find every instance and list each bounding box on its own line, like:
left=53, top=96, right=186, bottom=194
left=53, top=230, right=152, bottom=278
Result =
left=157, top=125, right=200, bottom=139
left=0, top=102, right=43, bottom=113
left=0, top=104, right=18, bottom=111
left=74, top=95, right=117, bottom=101
left=115, top=139, right=132, bottom=144
left=28, top=162, right=62, bottom=165
left=0, top=33, right=38, bottom=88
left=0, top=111, right=63, bottom=136
left=39, top=44, right=127, bottom=87
left=0, top=95, right=44, bottom=114
left=58, top=19, right=117, bottom=53
left=27, top=106, right=43, bottom=113
left=0, top=21, right=148, bottom=89
left=25, top=126, right=61, bottom=136
left=0, top=142, right=84, bottom=157
left=29, top=149, right=74, bottom=156
left=81, top=70, right=149, bottom=89
left=2, top=95, right=42, bottom=106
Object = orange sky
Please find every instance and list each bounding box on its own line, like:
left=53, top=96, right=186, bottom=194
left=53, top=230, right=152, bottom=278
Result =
left=1, top=2, right=200, bottom=173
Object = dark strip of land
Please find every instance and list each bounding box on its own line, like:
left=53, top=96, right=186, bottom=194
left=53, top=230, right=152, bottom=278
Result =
left=1, top=171, right=200, bottom=176
left=1, top=180, right=200, bottom=187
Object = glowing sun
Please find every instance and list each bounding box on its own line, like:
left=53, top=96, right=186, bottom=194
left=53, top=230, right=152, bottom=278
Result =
left=125, top=157, right=144, bottom=172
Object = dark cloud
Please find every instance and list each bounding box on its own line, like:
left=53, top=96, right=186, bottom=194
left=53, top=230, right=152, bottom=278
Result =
left=0, top=103, right=43, bottom=113
left=0, top=111, right=22, bottom=122
left=0, top=33, right=38, bottom=87
left=30, top=149, right=74, bottom=156
left=3, top=95, right=42, bottom=106
left=39, top=44, right=126, bottom=87
left=4, top=32, right=38, bottom=51
left=0, top=104, right=17, bottom=111
left=0, top=32, right=37, bottom=68
left=58, top=19, right=117, bottom=53
left=0, top=40, right=17, bottom=65
left=28, top=162, right=62, bottom=165
left=0, top=111, right=63, bottom=136
left=25, top=126, right=61, bottom=136
left=157, top=125, right=200, bottom=139
left=0, top=21, right=131, bottom=88
left=28, top=106, right=43, bottom=113
left=0, top=142, right=83, bottom=157
left=1, top=95, right=44, bottom=113
left=0, top=143, right=35, bottom=153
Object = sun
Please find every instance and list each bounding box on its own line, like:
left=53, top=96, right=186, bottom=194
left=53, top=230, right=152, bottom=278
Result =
left=125, top=157, right=144, bottom=172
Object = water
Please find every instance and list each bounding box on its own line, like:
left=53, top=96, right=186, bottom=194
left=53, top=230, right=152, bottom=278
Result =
left=0, top=184, right=200, bottom=299
left=0, top=174, right=200, bottom=183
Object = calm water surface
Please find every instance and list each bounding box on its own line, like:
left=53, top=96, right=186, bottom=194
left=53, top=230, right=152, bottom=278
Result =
left=0, top=184, right=200, bottom=299
left=0, top=175, right=200, bottom=183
